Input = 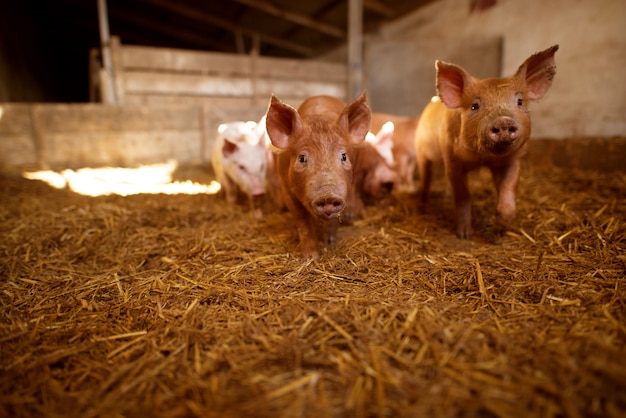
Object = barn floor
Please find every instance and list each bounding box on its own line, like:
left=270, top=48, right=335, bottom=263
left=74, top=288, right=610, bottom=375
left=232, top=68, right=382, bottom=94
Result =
left=1, top=149, right=625, bottom=417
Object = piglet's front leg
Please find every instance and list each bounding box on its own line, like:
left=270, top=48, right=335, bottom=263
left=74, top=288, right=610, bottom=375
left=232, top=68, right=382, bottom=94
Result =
left=446, top=164, right=473, bottom=239
left=295, top=217, right=319, bottom=259
left=316, top=218, right=339, bottom=249
left=490, top=160, right=521, bottom=233
left=283, top=193, right=319, bottom=259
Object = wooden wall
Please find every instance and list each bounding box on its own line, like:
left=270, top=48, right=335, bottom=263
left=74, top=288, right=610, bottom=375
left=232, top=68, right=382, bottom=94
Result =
left=0, top=38, right=349, bottom=169
left=93, top=37, right=347, bottom=109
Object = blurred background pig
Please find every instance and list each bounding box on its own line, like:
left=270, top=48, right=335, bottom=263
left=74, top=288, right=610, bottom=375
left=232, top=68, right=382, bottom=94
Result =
left=415, top=45, right=559, bottom=238
left=344, top=122, right=398, bottom=223
left=371, top=113, right=421, bottom=193
left=265, top=92, right=371, bottom=259
left=211, top=117, right=267, bottom=219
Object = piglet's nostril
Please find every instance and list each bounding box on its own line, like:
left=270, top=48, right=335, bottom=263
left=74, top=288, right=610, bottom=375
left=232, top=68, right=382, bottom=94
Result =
left=488, top=117, right=521, bottom=143
left=313, top=196, right=344, bottom=218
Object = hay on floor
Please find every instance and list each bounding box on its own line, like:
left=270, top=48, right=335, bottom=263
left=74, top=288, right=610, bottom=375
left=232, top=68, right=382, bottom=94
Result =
left=0, top=154, right=625, bottom=417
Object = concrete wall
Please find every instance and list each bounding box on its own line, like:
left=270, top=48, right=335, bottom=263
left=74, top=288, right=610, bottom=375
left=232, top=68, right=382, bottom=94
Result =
left=364, top=0, right=626, bottom=139
left=365, top=37, right=502, bottom=118
left=0, top=103, right=267, bottom=169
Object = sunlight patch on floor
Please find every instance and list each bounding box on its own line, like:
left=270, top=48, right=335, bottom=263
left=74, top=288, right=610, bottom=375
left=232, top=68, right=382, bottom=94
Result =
left=23, top=161, right=220, bottom=197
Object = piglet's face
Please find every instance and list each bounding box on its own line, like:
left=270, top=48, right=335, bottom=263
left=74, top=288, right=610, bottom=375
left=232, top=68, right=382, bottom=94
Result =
left=287, top=121, right=353, bottom=220
left=266, top=93, right=371, bottom=221
left=436, top=45, right=558, bottom=156
left=460, top=77, right=531, bottom=155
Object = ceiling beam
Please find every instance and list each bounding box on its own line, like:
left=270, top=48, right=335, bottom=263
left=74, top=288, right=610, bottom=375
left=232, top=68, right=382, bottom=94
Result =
left=108, top=7, right=231, bottom=52
left=144, top=0, right=316, bottom=56
left=231, top=0, right=345, bottom=39
left=364, top=0, right=394, bottom=17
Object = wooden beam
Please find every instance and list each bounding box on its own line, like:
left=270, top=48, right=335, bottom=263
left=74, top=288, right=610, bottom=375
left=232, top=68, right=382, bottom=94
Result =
left=145, top=0, right=316, bottom=56
left=108, top=7, right=231, bottom=52
left=97, top=0, right=117, bottom=104
left=232, top=0, right=345, bottom=39
left=348, top=0, right=363, bottom=100
left=364, top=0, right=394, bottom=17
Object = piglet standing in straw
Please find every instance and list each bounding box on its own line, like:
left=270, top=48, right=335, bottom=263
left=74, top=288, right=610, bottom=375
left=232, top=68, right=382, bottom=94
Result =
left=415, top=45, right=558, bottom=238
left=211, top=118, right=267, bottom=218
left=265, top=92, right=371, bottom=259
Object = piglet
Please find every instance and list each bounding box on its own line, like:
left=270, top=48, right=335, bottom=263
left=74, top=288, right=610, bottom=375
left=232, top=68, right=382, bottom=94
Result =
left=415, top=45, right=558, bottom=238
left=344, top=122, right=398, bottom=222
left=211, top=118, right=267, bottom=218
left=371, top=113, right=420, bottom=193
left=265, top=92, right=371, bottom=258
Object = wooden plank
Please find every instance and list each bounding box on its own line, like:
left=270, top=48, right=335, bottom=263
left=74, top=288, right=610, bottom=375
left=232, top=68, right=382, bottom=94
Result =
left=97, top=0, right=117, bottom=104
left=120, top=44, right=346, bottom=82
left=110, top=36, right=125, bottom=103
left=123, top=72, right=345, bottom=99
left=123, top=94, right=263, bottom=108
left=123, top=72, right=252, bottom=96
left=121, top=46, right=252, bottom=75
left=348, top=0, right=364, bottom=99
left=256, top=56, right=347, bottom=82
left=261, top=79, right=346, bottom=99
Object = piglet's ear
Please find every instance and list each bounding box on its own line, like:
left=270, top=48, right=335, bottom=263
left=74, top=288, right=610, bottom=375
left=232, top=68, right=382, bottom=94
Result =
left=515, top=44, right=559, bottom=101
left=222, top=138, right=238, bottom=157
left=338, top=90, right=371, bottom=146
left=436, top=61, right=472, bottom=109
left=253, top=116, right=267, bottom=145
left=265, top=95, right=303, bottom=150
left=367, top=121, right=394, bottom=146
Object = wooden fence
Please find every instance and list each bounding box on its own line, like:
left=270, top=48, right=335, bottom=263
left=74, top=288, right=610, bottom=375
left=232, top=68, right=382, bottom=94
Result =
left=0, top=38, right=349, bottom=169
left=92, top=36, right=348, bottom=109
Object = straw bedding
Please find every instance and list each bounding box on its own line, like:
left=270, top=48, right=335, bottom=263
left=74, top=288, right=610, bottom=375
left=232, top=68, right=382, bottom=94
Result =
left=1, top=152, right=625, bottom=417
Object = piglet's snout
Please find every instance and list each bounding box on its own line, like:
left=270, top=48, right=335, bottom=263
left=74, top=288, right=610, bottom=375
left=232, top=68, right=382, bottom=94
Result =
left=313, top=195, right=345, bottom=219
left=487, top=116, right=521, bottom=143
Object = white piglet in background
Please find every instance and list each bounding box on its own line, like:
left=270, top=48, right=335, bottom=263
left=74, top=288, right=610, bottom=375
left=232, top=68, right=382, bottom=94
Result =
left=366, top=121, right=395, bottom=168
left=211, top=118, right=267, bottom=218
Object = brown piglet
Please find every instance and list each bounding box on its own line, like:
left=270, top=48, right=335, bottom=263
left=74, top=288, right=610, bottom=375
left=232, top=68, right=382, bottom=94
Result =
left=415, top=45, right=558, bottom=238
left=265, top=92, right=371, bottom=258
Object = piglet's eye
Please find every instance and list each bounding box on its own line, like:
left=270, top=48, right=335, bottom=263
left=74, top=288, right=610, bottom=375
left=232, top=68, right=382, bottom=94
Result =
left=517, top=98, right=524, bottom=107
left=471, top=102, right=480, bottom=111
left=298, top=154, right=307, bottom=163
left=341, top=153, right=347, bottom=162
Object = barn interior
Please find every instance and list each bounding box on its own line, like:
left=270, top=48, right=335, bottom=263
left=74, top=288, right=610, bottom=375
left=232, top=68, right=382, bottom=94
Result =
left=1, top=0, right=625, bottom=417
